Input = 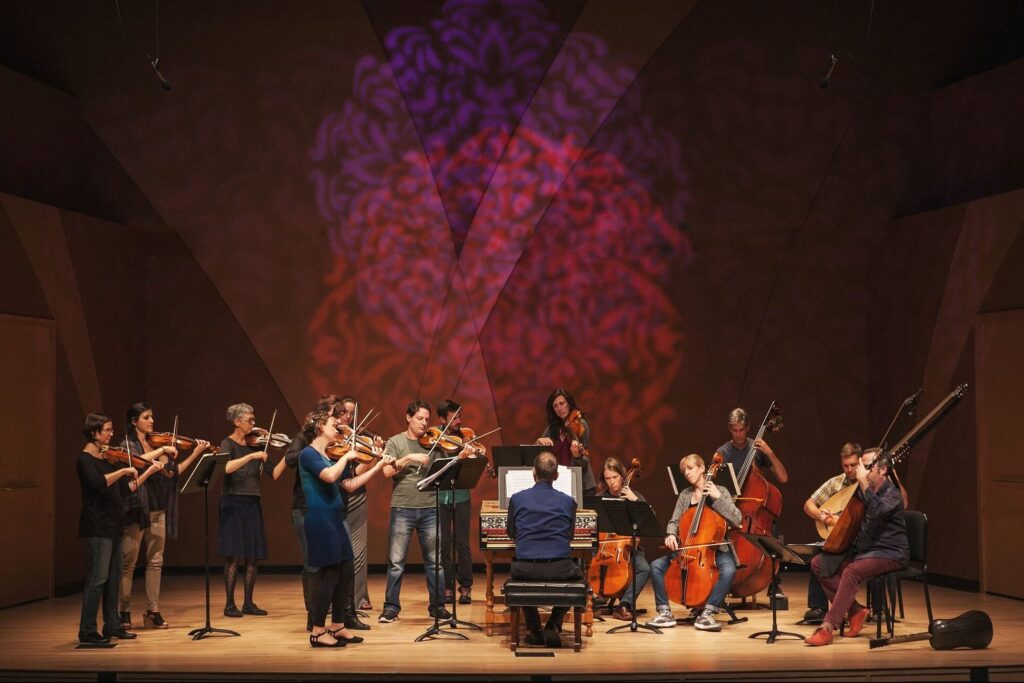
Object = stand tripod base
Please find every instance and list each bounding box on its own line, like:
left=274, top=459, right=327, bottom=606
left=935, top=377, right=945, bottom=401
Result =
left=414, top=625, right=470, bottom=642
left=748, top=629, right=803, bottom=644
left=607, top=620, right=661, bottom=635
left=445, top=617, right=483, bottom=632
left=188, top=625, right=241, bottom=640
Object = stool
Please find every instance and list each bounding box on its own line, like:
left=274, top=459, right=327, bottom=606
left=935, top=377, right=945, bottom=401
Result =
left=502, top=580, right=588, bottom=652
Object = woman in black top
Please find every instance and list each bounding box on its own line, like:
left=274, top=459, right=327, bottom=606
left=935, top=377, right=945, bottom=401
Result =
left=119, top=402, right=209, bottom=630
left=536, top=388, right=595, bottom=495
left=219, top=402, right=271, bottom=617
left=77, top=412, right=160, bottom=644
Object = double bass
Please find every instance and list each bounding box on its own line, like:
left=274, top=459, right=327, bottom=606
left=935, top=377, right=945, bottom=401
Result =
left=727, top=403, right=784, bottom=598
left=587, top=458, right=642, bottom=602
left=663, top=454, right=729, bottom=609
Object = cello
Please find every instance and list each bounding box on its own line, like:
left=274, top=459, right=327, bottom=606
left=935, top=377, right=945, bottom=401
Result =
left=726, top=403, right=784, bottom=598
left=663, top=454, right=729, bottom=609
left=587, top=458, right=642, bottom=603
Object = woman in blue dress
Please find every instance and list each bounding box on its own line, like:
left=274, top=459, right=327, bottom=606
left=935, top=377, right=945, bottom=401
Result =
left=299, top=408, right=379, bottom=648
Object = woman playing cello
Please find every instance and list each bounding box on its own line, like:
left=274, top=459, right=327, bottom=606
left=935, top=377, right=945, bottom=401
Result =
left=535, top=389, right=596, bottom=496
left=595, top=457, right=650, bottom=621
left=644, top=453, right=742, bottom=631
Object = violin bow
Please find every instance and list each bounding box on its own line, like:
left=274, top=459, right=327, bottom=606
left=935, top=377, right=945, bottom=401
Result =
left=422, top=405, right=461, bottom=464
left=259, top=409, right=277, bottom=476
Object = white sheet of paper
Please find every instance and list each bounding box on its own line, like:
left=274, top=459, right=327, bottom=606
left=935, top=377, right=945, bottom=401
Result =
left=503, top=465, right=576, bottom=500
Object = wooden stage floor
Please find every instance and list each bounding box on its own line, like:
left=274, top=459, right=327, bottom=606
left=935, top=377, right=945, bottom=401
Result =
left=0, top=573, right=1021, bottom=681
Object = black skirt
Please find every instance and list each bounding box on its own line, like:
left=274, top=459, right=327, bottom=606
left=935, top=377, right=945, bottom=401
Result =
left=219, top=495, right=267, bottom=560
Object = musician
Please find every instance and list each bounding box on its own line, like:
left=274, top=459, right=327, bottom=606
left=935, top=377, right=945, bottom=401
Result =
left=378, top=401, right=447, bottom=623
left=437, top=398, right=475, bottom=605
left=714, top=408, right=788, bottom=486
left=219, top=403, right=272, bottom=618
left=805, top=448, right=909, bottom=646
left=536, top=389, right=596, bottom=496
left=77, top=413, right=154, bottom=643
left=118, top=402, right=209, bottom=631
left=643, top=454, right=742, bottom=631
left=507, top=451, right=582, bottom=647
left=801, top=442, right=862, bottom=622
left=298, top=409, right=368, bottom=648
left=273, top=394, right=341, bottom=630
left=597, top=457, right=650, bottom=622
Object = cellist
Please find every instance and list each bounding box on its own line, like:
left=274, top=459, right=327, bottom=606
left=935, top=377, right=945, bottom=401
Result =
left=643, top=454, right=742, bottom=631
left=715, top=408, right=788, bottom=486
left=598, top=457, right=649, bottom=622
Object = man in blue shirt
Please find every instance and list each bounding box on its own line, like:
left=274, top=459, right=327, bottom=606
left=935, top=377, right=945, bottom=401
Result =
left=507, top=451, right=581, bottom=647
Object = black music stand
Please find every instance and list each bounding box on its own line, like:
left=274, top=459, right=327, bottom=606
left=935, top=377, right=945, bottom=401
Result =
left=491, top=444, right=547, bottom=469
left=414, top=456, right=487, bottom=642
left=597, top=499, right=663, bottom=635
left=180, top=452, right=239, bottom=640
left=739, top=532, right=804, bottom=643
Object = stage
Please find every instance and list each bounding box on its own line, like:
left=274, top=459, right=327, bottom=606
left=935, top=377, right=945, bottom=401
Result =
left=0, top=573, right=1020, bottom=681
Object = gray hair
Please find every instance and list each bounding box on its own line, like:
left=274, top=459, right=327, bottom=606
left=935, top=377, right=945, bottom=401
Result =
left=534, top=451, right=558, bottom=482
left=728, top=408, right=748, bottom=426
left=226, top=403, right=254, bottom=422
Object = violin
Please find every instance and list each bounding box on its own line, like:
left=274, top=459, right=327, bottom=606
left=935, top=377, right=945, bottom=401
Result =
left=101, top=446, right=173, bottom=474
left=565, top=409, right=591, bottom=458
left=147, top=432, right=220, bottom=457
left=588, top=458, right=642, bottom=600
left=663, top=454, right=728, bottom=609
left=419, top=425, right=498, bottom=479
left=328, top=425, right=388, bottom=465
left=244, top=427, right=292, bottom=454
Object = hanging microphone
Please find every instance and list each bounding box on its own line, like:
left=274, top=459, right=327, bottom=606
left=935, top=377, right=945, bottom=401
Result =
left=148, top=55, right=172, bottom=91
left=819, top=53, right=838, bottom=90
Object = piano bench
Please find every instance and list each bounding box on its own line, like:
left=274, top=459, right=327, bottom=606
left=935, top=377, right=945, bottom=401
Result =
left=502, top=580, right=588, bottom=652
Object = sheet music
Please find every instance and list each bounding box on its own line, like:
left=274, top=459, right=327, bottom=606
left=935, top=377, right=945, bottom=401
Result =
left=503, top=465, right=575, bottom=500
left=725, top=462, right=741, bottom=497
left=667, top=465, right=679, bottom=496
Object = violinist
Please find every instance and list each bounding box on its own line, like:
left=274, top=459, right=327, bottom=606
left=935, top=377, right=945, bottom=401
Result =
left=643, top=454, right=742, bottom=631
left=805, top=449, right=908, bottom=646
left=298, top=409, right=370, bottom=648
left=77, top=413, right=153, bottom=644
left=118, top=402, right=209, bottom=631
left=219, top=403, right=272, bottom=618
left=378, top=401, right=447, bottom=623
left=436, top=399, right=477, bottom=606
left=598, top=457, right=650, bottom=622
left=801, top=442, right=862, bottom=622
left=272, top=393, right=342, bottom=630
left=536, top=389, right=596, bottom=496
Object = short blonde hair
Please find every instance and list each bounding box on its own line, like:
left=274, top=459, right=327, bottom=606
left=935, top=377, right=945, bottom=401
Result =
left=679, top=453, right=705, bottom=471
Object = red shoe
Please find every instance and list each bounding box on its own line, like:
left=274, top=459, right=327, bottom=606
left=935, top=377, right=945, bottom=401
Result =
left=804, top=627, right=834, bottom=646
left=845, top=607, right=870, bottom=637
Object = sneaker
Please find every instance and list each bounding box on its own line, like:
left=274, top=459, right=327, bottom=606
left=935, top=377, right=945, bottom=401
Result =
left=645, top=607, right=676, bottom=628
left=694, top=607, right=722, bottom=632
left=804, top=626, right=834, bottom=646
left=377, top=609, right=399, bottom=623
left=845, top=606, right=870, bottom=637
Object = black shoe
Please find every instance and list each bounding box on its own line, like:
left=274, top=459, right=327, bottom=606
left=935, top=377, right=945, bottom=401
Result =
left=803, top=607, right=827, bottom=623
left=344, top=616, right=371, bottom=631
left=524, top=631, right=545, bottom=647
left=103, top=628, right=137, bottom=640
left=377, top=609, right=399, bottom=623
left=306, top=613, right=314, bottom=632
left=224, top=605, right=243, bottom=618
left=242, top=603, right=268, bottom=616
left=459, top=588, right=472, bottom=605
left=329, top=627, right=364, bottom=644
left=592, top=594, right=609, bottom=608
left=118, top=611, right=133, bottom=631
left=542, top=627, right=562, bottom=648
left=429, top=605, right=452, bottom=620
left=143, top=610, right=169, bottom=629
left=78, top=631, right=110, bottom=644
left=310, top=632, right=346, bottom=648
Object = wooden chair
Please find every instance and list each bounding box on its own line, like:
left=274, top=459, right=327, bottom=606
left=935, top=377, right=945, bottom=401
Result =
left=502, top=580, right=588, bottom=652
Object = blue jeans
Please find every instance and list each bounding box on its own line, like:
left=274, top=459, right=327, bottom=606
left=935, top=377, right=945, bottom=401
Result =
left=617, top=550, right=651, bottom=609
left=383, top=507, right=443, bottom=613
left=650, top=547, right=737, bottom=610
left=79, top=536, right=122, bottom=636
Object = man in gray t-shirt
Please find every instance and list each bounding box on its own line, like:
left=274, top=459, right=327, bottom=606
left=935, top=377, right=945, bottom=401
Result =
left=377, top=401, right=446, bottom=623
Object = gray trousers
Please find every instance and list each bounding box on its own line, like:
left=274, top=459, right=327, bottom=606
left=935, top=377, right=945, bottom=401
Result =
left=344, top=494, right=370, bottom=606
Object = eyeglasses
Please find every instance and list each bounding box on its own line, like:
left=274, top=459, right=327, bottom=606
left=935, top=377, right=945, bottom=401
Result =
left=100, top=427, right=115, bottom=433
left=238, top=416, right=256, bottom=424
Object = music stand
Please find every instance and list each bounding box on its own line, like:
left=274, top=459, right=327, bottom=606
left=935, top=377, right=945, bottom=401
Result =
left=491, top=445, right=547, bottom=469
left=414, top=456, right=487, bottom=642
left=180, top=452, right=239, bottom=640
left=739, top=532, right=804, bottom=643
left=599, top=500, right=664, bottom=635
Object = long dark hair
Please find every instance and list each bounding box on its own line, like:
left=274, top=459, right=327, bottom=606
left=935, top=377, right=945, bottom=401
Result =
left=545, top=388, right=577, bottom=440
left=125, top=401, right=151, bottom=448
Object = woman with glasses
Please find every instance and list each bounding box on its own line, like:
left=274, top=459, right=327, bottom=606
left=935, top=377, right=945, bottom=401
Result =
left=219, top=403, right=271, bottom=618
left=535, top=388, right=596, bottom=496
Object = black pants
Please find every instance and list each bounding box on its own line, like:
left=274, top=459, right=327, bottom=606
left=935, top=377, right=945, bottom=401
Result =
left=313, top=559, right=354, bottom=627
left=439, top=498, right=473, bottom=591
left=510, top=557, right=581, bottom=634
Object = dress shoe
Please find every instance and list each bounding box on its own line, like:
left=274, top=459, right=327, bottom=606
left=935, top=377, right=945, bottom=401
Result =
left=459, top=588, right=472, bottom=605
left=78, top=631, right=110, bottom=644
left=310, top=632, right=346, bottom=648
left=103, top=628, right=137, bottom=640
left=344, top=616, right=371, bottom=631
left=428, top=605, right=452, bottom=620
left=242, top=603, right=268, bottom=616
left=804, top=627, right=834, bottom=646
left=523, top=631, right=545, bottom=647
left=802, top=607, right=826, bottom=623
left=224, top=605, right=243, bottom=618
left=592, top=594, right=609, bottom=608
left=611, top=604, right=633, bottom=621
left=845, top=606, right=870, bottom=637
left=444, top=590, right=455, bottom=604
left=542, top=627, right=562, bottom=648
